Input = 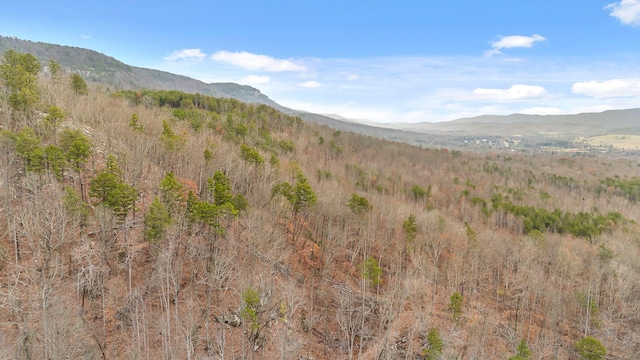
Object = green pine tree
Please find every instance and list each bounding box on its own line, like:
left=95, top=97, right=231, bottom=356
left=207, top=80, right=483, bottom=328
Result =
left=403, top=214, right=418, bottom=244
left=273, top=172, right=317, bottom=215
left=59, top=128, right=92, bottom=172
left=574, top=337, right=606, bottom=360
left=70, top=73, right=88, bottom=95
left=448, top=292, right=464, bottom=323
left=63, top=186, right=89, bottom=225
left=42, top=105, right=65, bottom=135
left=128, top=112, right=145, bottom=132
left=347, top=193, right=372, bottom=215
left=144, top=196, right=170, bottom=242
left=362, top=256, right=382, bottom=287
left=423, top=327, right=443, bottom=360
left=0, top=50, right=41, bottom=111
left=89, top=154, right=137, bottom=220
left=48, top=59, right=61, bottom=79
left=509, top=339, right=532, bottom=360
left=242, top=287, right=261, bottom=333
left=44, top=145, right=65, bottom=178
left=240, top=143, right=264, bottom=164
left=159, top=172, right=185, bottom=216
left=209, top=170, right=233, bottom=206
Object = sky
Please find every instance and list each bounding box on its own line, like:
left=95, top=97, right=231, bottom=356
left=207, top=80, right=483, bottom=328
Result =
left=2, top=0, right=640, bottom=123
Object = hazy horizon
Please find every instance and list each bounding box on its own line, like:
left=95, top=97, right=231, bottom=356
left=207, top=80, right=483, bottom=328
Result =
left=2, top=0, right=640, bottom=123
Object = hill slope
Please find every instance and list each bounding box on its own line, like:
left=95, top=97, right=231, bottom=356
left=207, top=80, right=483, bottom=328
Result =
left=0, top=35, right=281, bottom=106
left=0, top=35, right=409, bottom=140
left=6, top=34, right=640, bottom=152
left=0, top=61, right=640, bottom=358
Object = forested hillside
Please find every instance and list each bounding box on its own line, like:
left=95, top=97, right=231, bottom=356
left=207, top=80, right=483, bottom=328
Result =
left=1, top=51, right=639, bottom=359
left=0, top=35, right=428, bottom=146
left=0, top=35, right=282, bottom=108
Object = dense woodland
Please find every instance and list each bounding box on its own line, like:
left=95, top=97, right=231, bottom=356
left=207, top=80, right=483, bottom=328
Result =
left=0, top=50, right=639, bottom=359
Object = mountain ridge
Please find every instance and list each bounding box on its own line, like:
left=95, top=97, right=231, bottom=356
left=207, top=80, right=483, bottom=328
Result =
left=3, top=34, right=640, bottom=150
left=388, top=108, right=640, bottom=138
left=0, top=35, right=282, bottom=107
left=0, top=35, right=394, bottom=136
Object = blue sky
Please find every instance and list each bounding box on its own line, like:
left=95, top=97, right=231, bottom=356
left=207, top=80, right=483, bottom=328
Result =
left=2, top=1, right=640, bottom=123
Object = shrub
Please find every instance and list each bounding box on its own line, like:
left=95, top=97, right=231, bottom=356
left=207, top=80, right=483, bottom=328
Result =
left=574, top=337, right=606, bottom=360
left=423, top=327, right=443, bottom=360
left=347, top=193, right=372, bottom=215
left=448, top=292, right=463, bottom=322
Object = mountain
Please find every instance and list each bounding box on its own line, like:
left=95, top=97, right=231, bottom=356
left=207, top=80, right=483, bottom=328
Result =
left=0, top=35, right=282, bottom=107
left=391, top=109, right=640, bottom=137
left=0, top=35, right=411, bottom=139
left=3, top=34, right=639, bottom=152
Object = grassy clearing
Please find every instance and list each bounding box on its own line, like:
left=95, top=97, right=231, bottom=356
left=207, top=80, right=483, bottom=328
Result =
left=583, top=134, right=640, bottom=150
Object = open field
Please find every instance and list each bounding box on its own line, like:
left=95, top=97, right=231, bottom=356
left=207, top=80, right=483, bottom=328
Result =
left=581, top=134, right=640, bottom=150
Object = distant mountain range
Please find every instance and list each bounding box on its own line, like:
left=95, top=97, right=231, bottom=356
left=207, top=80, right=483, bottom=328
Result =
left=2, top=34, right=639, bottom=146
left=389, top=109, right=640, bottom=137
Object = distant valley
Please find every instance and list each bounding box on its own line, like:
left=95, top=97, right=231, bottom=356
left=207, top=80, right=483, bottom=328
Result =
left=2, top=34, right=639, bottom=154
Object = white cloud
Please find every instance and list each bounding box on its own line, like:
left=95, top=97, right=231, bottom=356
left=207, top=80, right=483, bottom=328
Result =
left=277, top=100, right=401, bottom=122
left=299, top=80, right=321, bottom=88
left=347, top=74, right=359, bottom=81
left=164, top=49, right=207, bottom=62
left=241, top=75, right=270, bottom=85
left=80, top=34, right=91, bottom=40
left=472, top=85, right=550, bottom=102
left=485, top=34, right=546, bottom=57
left=606, top=0, right=640, bottom=26
left=572, top=78, right=640, bottom=98
left=152, top=53, right=640, bottom=123
left=211, top=51, right=307, bottom=72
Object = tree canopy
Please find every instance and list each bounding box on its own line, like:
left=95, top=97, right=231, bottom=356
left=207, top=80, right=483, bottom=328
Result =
left=89, top=154, right=137, bottom=220
left=575, top=337, right=606, bottom=360
left=0, top=50, right=41, bottom=110
left=273, top=172, right=317, bottom=215
left=70, top=73, right=88, bottom=95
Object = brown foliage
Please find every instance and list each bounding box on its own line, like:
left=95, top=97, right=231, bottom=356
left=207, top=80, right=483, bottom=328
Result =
left=0, top=75, right=639, bottom=359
